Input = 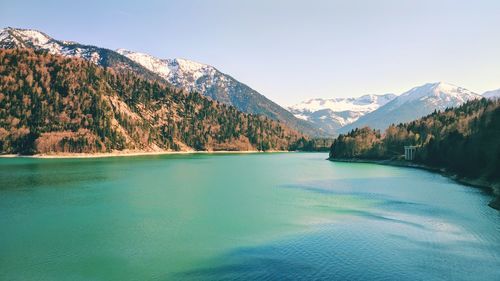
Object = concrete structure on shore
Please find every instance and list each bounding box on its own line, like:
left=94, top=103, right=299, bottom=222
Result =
left=404, top=146, right=417, bottom=161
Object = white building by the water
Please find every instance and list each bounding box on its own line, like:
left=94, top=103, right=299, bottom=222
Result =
left=404, top=146, right=417, bottom=161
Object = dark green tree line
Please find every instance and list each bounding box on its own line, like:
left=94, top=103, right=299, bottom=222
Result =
left=329, top=98, right=500, bottom=181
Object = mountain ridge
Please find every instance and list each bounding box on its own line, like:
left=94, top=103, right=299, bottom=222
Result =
left=483, top=89, right=500, bottom=99
left=289, top=93, right=396, bottom=135
left=116, top=48, right=323, bottom=136
left=0, top=27, right=165, bottom=81
left=0, top=27, right=322, bottom=136
left=339, top=82, right=481, bottom=132
left=0, top=48, right=304, bottom=154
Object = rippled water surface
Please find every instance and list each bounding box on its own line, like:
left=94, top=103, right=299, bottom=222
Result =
left=0, top=153, right=499, bottom=280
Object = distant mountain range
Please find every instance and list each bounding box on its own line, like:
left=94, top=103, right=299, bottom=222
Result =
left=0, top=27, right=321, bottom=137
left=339, top=82, right=481, bottom=132
left=288, top=94, right=396, bottom=135
left=483, top=89, right=500, bottom=99
left=291, top=82, right=496, bottom=134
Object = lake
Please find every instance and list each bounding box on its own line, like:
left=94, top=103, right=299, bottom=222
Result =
left=0, top=153, right=499, bottom=280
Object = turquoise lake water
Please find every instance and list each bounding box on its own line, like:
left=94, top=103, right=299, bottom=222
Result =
left=0, top=153, right=499, bottom=280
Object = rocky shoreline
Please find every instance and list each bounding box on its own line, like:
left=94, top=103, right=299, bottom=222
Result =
left=329, top=157, right=500, bottom=211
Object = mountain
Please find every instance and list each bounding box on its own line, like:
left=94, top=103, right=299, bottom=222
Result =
left=339, top=82, right=481, bottom=132
left=0, top=27, right=321, bottom=136
left=483, top=89, right=500, bottom=99
left=0, top=49, right=303, bottom=154
left=116, top=49, right=322, bottom=136
left=329, top=98, right=500, bottom=208
left=288, top=94, right=396, bottom=135
left=0, top=27, right=163, bottom=81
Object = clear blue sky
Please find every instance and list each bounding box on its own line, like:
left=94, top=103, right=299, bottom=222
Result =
left=1, top=0, right=499, bottom=105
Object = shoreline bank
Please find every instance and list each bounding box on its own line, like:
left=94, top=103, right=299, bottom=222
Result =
left=0, top=150, right=290, bottom=159
left=329, top=157, right=500, bottom=211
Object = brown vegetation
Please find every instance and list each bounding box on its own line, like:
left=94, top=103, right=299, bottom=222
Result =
left=0, top=48, right=304, bottom=154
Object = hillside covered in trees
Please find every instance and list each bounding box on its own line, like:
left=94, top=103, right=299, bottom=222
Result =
left=0, top=49, right=304, bottom=154
left=329, top=98, right=500, bottom=183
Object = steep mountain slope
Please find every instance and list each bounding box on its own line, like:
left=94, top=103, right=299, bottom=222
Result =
left=0, top=27, right=162, bottom=81
left=289, top=94, right=395, bottom=135
left=0, top=49, right=303, bottom=154
left=116, top=49, right=322, bottom=136
left=0, top=27, right=321, bottom=136
left=483, top=89, right=500, bottom=99
left=339, top=82, right=481, bottom=132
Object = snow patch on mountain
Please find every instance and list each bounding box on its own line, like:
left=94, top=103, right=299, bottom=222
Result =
left=290, top=94, right=395, bottom=116
left=390, top=82, right=478, bottom=108
left=116, top=49, right=173, bottom=78
left=483, top=89, right=500, bottom=99
left=116, top=48, right=322, bottom=136
left=0, top=27, right=102, bottom=64
left=116, top=49, right=226, bottom=94
left=340, top=82, right=482, bottom=132
left=15, top=29, right=51, bottom=45
left=288, top=94, right=396, bottom=134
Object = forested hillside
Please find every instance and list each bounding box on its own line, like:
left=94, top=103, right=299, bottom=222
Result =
left=291, top=137, right=334, bottom=152
left=118, top=49, right=323, bottom=137
left=329, top=99, right=500, bottom=181
left=0, top=27, right=323, bottom=137
left=0, top=49, right=303, bottom=154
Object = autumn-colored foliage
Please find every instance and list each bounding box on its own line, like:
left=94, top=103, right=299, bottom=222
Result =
left=0, top=49, right=303, bottom=154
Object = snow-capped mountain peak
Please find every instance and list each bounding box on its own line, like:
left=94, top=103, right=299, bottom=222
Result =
left=483, top=89, right=500, bottom=99
left=290, top=94, right=395, bottom=113
left=0, top=27, right=103, bottom=64
left=116, top=48, right=210, bottom=73
left=116, top=49, right=219, bottom=92
left=8, top=27, right=51, bottom=45
left=174, top=58, right=208, bottom=73
left=395, top=82, right=478, bottom=106
left=116, top=48, right=173, bottom=78
left=339, top=82, right=482, bottom=133
left=288, top=93, right=396, bottom=135
left=116, top=48, right=320, bottom=135
left=1, top=27, right=55, bottom=50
